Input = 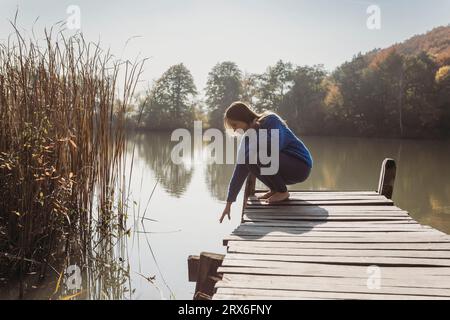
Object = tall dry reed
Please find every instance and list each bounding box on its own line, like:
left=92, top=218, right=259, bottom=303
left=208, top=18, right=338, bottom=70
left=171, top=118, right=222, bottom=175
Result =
left=0, top=22, right=144, bottom=298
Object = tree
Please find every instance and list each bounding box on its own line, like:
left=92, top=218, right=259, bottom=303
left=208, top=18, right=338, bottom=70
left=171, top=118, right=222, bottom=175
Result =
left=142, top=63, right=197, bottom=130
left=205, top=61, right=242, bottom=129
left=401, top=52, right=439, bottom=137
left=279, top=65, right=327, bottom=134
left=254, top=60, right=293, bottom=112
left=331, top=53, right=372, bottom=134
left=240, top=72, right=259, bottom=108
left=436, top=65, right=450, bottom=135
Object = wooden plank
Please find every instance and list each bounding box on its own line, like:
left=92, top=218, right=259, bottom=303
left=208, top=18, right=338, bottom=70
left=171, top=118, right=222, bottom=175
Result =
left=244, top=212, right=410, bottom=219
left=244, top=210, right=409, bottom=217
left=255, top=191, right=379, bottom=196
left=247, top=199, right=394, bottom=206
left=236, top=224, right=437, bottom=233
left=245, top=205, right=403, bottom=211
left=220, top=274, right=450, bottom=289
left=224, top=253, right=450, bottom=267
left=226, top=240, right=450, bottom=251
left=214, top=288, right=448, bottom=300
left=227, top=246, right=450, bottom=259
left=218, top=261, right=450, bottom=276
left=244, top=208, right=405, bottom=215
left=245, top=207, right=404, bottom=213
left=223, top=235, right=450, bottom=244
left=249, top=195, right=390, bottom=201
left=242, top=219, right=421, bottom=226
left=236, top=227, right=432, bottom=233
left=240, top=223, right=430, bottom=232
left=213, top=293, right=332, bottom=300
left=244, top=212, right=411, bottom=218
left=217, top=266, right=450, bottom=282
left=215, top=279, right=450, bottom=296
left=241, top=221, right=425, bottom=228
left=243, top=215, right=412, bottom=221
left=231, top=229, right=445, bottom=238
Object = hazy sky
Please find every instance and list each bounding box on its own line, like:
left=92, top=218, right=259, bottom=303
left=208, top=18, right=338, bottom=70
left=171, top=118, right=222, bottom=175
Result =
left=1, top=0, right=450, bottom=93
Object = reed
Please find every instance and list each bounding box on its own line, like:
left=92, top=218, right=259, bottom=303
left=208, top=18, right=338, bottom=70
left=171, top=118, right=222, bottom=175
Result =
left=0, top=22, right=144, bottom=298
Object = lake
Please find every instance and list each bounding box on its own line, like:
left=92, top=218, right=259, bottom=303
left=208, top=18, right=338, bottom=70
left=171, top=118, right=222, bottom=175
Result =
left=116, top=131, right=450, bottom=299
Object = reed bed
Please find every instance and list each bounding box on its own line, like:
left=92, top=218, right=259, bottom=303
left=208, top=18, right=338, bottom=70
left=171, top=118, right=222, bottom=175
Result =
left=0, top=23, right=144, bottom=298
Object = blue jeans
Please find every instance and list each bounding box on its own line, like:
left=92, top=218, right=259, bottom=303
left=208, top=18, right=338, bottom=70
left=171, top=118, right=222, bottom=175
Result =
left=247, top=152, right=311, bottom=192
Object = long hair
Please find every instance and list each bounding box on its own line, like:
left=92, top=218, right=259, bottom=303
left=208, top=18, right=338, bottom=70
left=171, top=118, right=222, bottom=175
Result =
left=223, top=101, right=275, bottom=131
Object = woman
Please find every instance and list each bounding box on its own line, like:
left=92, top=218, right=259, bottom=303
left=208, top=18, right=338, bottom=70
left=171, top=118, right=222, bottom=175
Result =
left=219, top=101, right=313, bottom=223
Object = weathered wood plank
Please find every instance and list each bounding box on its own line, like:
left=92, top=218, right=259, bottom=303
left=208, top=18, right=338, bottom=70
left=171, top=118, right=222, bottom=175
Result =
left=218, top=262, right=450, bottom=277
left=224, top=253, right=450, bottom=267
left=246, top=205, right=403, bottom=211
left=249, top=195, right=390, bottom=201
left=240, top=223, right=430, bottom=232
left=226, top=240, right=450, bottom=250
left=243, top=218, right=412, bottom=224
left=236, top=227, right=431, bottom=233
left=231, top=229, right=445, bottom=238
left=214, top=288, right=449, bottom=300
left=244, top=212, right=411, bottom=219
left=243, top=215, right=413, bottom=222
left=220, top=274, right=450, bottom=289
left=227, top=246, right=450, bottom=259
left=213, top=293, right=332, bottom=300
left=244, top=212, right=409, bottom=219
left=223, top=234, right=450, bottom=245
left=244, top=211, right=410, bottom=218
left=247, top=199, right=394, bottom=206
left=241, top=221, right=426, bottom=228
left=215, top=279, right=450, bottom=296
left=255, top=191, right=380, bottom=195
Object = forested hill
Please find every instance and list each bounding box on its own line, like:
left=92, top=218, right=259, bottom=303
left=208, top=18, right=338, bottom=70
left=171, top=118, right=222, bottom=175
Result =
left=137, top=25, right=450, bottom=139
left=368, top=25, right=450, bottom=66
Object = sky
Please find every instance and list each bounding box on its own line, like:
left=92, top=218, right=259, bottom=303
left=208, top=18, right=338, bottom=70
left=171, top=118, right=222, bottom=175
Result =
left=1, top=0, right=450, bottom=94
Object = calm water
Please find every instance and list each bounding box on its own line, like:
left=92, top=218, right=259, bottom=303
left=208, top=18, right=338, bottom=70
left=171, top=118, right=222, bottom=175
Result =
left=119, top=132, right=450, bottom=300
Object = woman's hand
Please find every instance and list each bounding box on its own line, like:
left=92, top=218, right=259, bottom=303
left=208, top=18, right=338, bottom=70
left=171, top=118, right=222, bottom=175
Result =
left=219, top=202, right=232, bottom=223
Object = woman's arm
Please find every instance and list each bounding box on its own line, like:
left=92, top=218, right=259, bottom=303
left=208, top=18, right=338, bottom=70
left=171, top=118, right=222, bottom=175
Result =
left=220, top=163, right=248, bottom=223
left=219, top=202, right=232, bottom=223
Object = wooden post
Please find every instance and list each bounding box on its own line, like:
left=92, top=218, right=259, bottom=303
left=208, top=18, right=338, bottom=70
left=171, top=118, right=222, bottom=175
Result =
left=241, top=173, right=256, bottom=222
left=377, top=158, right=396, bottom=199
left=193, top=252, right=224, bottom=300
left=187, top=255, right=200, bottom=282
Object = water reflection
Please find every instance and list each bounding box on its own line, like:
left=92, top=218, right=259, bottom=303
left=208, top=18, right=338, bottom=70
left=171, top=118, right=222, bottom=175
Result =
left=131, top=133, right=194, bottom=197
left=204, top=163, right=235, bottom=202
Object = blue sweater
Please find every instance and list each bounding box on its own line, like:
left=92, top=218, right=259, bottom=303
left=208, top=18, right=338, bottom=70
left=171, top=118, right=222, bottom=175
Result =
left=226, top=114, right=313, bottom=202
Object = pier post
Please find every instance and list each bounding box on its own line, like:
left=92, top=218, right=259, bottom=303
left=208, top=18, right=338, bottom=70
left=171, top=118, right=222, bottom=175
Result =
left=241, top=173, right=256, bottom=222
left=377, top=158, right=396, bottom=199
left=188, top=252, right=224, bottom=300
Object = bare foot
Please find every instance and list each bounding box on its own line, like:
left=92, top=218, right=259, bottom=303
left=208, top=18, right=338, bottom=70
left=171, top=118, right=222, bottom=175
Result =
left=267, top=191, right=290, bottom=203
left=257, top=190, right=276, bottom=199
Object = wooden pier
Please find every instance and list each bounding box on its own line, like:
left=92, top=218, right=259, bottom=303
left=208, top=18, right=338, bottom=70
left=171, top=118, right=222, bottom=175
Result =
left=189, top=159, right=450, bottom=300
